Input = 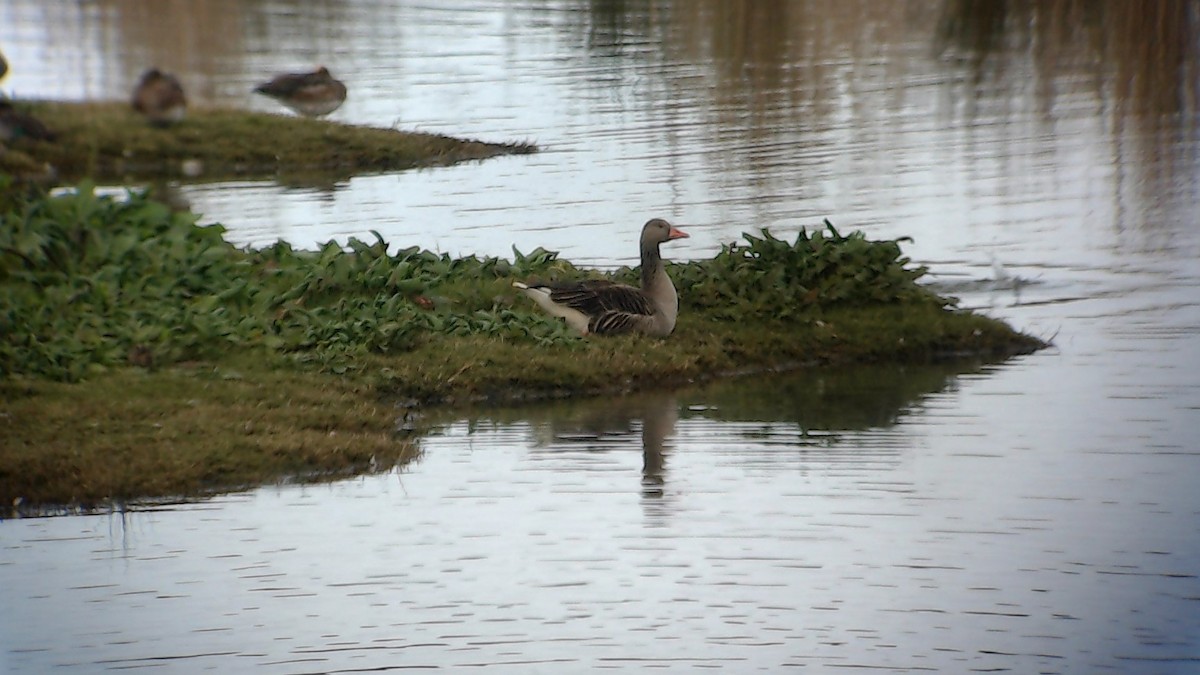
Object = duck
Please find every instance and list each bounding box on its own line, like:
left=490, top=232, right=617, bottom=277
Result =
left=513, top=218, right=690, bottom=337
left=131, top=68, right=187, bottom=126
left=0, top=99, right=57, bottom=143
left=253, top=66, right=347, bottom=117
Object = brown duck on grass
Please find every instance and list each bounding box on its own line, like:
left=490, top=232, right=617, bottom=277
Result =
left=253, top=66, right=347, bottom=118
left=514, top=218, right=691, bottom=337
left=0, top=99, right=56, bottom=143
left=131, top=68, right=187, bottom=126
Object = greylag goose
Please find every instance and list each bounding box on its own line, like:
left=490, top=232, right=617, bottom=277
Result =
left=254, top=66, right=347, bottom=118
left=131, top=68, right=187, bottom=126
left=513, top=218, right=690, bottom=337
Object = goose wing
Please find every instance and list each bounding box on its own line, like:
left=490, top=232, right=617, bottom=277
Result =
left=548, top=280, right=655, bottom=335
left=549, top=279, right=653, bottom=316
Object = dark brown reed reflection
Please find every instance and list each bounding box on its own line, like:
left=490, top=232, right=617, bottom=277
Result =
left=67, top=0, right=1199, bottom=119
left=934, top=0, right=1011, bottom=81
left=32, top=0, right=361, bottom=105
left=662, top=0, right=855, bottom=144
left=562, top=0, right=1198, bottom=237
left=937, top=0, right=1200, bottom=116
left=39, top=0, right=252, bottom=102
left=935, top=0, right=1200, bottom=235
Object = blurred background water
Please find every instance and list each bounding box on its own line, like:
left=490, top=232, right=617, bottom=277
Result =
left=2, top=1, right=1199, bottom=672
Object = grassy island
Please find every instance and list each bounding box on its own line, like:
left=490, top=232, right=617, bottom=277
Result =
left=1, top=100, right=534, bottom=184
left=0, top=103, right=1046, bottom=515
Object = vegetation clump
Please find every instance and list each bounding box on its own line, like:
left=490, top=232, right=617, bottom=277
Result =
left=0, top=185, right=1004, bottom=384
left=0, top=182, right=576, bottom=382
left=0, top=185, right=1044, bottom=511
left=656, top=224, right=935, bottom=319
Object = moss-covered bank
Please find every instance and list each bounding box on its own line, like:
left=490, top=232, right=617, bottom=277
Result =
left=1, top=364, right=419, bottom=514
left=0, top=100, right=534, bottom=184
left=0, top=179, right=1045, bottom=515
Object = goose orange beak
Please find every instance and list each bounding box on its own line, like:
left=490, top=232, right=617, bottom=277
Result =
left=667, top=227, right=690, bottom=240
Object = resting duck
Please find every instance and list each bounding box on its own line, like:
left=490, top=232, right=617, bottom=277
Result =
left=0, top=99, right=56, bottom=143
left=253, top=66, right=347, bottom=117
left=131, top=68, right=187, bottom=126
left=514, top=218, right=690, bottom=337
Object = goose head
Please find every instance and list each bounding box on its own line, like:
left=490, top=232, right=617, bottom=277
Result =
left=641, top=218, right=690, bottom=249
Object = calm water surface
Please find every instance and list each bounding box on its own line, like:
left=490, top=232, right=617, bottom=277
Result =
left=2, top=1, right=1199, bottom=672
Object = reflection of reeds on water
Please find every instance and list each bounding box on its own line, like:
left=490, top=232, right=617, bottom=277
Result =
left=565, top=0, right=1196, bottom=228
left=937, top=0, right=1199, bottom=116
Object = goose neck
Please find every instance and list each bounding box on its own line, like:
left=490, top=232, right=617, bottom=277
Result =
left=640, top=243, right=664, bottom=289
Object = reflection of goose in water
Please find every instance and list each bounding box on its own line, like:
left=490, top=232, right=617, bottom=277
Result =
left=518, top=391, right=679, bottom=498
left=636, top=394, right=677, bottom=497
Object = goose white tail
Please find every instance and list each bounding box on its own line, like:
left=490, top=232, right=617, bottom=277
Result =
left=513, top=281, right=591, bottom=334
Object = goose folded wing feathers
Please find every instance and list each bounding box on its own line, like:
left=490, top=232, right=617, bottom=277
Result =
left=548, top=280, right=657, bottom=335
left=550, top=280, right=654, bottom=317
left=590, top=307, right=648, bottom=335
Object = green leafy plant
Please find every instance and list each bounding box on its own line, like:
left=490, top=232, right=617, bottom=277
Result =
left=2, top=187, right=946, bottom=383
left=627, top=220, right=947, bottom=321
left=0, top=185, right=579, bottom=381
